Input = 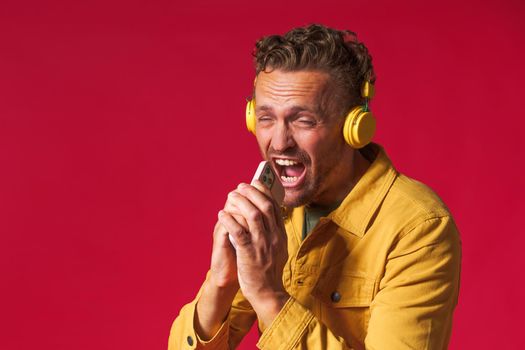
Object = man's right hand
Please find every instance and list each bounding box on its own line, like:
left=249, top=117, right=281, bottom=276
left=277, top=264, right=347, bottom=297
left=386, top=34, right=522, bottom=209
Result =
left=194, top=212, right=247, bottom=341
left=209, top=221, right=239, bottom=289
left=194, top=190, right=252, bottom=341
left=209, top=191, right=252, bottom=288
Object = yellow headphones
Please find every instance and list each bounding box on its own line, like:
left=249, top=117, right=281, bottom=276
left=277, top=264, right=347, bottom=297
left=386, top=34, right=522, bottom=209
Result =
left=245, top=80, right=376, bottom=149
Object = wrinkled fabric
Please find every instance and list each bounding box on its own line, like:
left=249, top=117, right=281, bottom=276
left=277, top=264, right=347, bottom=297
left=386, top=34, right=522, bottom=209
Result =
left=168, top=143, right=461, bottom=350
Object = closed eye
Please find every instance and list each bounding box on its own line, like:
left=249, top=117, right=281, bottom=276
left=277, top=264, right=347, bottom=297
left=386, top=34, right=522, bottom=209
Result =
left=295, top=117, right=317, bottom=127
left=257, top=115, right=274, bottom=122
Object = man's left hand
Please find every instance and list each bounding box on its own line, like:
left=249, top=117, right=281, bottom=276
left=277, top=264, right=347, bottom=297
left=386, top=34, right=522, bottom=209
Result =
left=218, top=180, right=289, bottom=327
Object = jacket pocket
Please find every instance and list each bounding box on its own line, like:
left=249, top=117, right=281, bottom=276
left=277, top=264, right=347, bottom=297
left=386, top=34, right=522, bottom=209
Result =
left=312, top=273, right=376, bottom=307
left=312, top=273, right=377, bottom=349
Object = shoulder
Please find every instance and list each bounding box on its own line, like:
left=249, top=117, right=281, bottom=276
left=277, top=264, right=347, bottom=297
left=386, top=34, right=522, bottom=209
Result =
left=377, top=174, right=460, bottom=250
left=378, top=172, right=459, bottom=244
left=391, top=173, right=450, bottom=217
left=359, top=143, right=453, bottom=226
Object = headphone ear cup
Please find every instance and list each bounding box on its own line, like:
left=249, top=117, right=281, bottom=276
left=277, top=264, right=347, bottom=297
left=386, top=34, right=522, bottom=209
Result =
left=245, top=99, right=256, bottom=134
left=343, top=106, right=376, bottom=149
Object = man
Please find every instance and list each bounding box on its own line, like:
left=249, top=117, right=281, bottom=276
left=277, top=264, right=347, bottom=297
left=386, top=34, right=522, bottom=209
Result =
left=168, top=24, right=461, bottom=349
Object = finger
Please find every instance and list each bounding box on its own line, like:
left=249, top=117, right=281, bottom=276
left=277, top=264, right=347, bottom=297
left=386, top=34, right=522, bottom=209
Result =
left=233, top=214, right=249, bottom=231
left=224, top=200, right=249, bottom=230
left=226, top=190, right=269, bottom=237
left=244, top=181, right=287, bottom=243
left=213, top=220, right=235, bottom=252
left=237, top=182, right=279, bottom=231
left=250, top=179, right=273, bottom=199
left=249, top=180, right=283, bottom=225
left=218, top=210, right=251, bottom=247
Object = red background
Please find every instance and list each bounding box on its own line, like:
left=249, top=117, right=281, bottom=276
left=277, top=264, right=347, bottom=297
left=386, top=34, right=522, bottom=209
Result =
left=1, top=0, right=523, bottom=349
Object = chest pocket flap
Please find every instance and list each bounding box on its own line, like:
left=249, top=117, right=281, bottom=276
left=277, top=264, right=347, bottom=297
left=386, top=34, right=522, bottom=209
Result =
left=312, top=273, right=377, bottom=308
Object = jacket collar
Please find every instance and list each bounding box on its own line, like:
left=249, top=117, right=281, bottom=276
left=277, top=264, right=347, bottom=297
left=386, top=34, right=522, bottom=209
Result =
left=286, top=143, right=398, bottom=238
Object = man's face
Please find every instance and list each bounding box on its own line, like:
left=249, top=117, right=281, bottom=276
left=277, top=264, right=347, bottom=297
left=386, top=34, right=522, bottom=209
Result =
left=254, top=69, right=349, bottom=207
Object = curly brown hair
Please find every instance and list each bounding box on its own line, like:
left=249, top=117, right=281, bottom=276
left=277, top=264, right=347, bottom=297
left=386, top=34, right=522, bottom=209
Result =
left=253, top=24, right=375, bottom=111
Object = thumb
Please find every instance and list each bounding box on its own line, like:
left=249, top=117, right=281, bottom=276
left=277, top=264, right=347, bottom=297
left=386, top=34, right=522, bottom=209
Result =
left=214, top=218, right=235, bottom=250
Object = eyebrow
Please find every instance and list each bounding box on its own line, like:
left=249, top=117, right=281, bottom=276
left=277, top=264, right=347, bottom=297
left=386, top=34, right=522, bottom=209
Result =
left=255, top=105, right=317, bottom=115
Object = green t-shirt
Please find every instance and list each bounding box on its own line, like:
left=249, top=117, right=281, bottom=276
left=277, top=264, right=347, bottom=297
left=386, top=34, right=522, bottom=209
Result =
left=302, top=201, right=341, bottom=240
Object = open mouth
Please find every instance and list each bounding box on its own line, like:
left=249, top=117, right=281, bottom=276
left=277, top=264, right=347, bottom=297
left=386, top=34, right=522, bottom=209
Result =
left=272, top=158, right=307, bottom=188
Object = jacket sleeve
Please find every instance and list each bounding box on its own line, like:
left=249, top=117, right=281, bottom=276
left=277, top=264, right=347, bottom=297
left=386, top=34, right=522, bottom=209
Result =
left=257, top=215, right=461, bottom=350
left=365, top=215, right=461, bottom=350
left=257, top=296, right=353, bottom=349
left=168, top=273, right=257, bottom=350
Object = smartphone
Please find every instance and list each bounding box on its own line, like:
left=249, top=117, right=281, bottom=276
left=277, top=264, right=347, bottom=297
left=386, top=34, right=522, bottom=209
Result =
left=251, top=161, right=285, bottom=205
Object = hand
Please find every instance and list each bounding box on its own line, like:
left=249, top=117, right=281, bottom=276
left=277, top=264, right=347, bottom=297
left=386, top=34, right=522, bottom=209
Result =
left=209, top=220, right=239, bottom=289
left=208, top=188, right=253, bottom=288
left=195, top=181, right=283, bottom=340
left=194, top=217, right=241, bottom=340
left=218, top=181, right=289, bottom=327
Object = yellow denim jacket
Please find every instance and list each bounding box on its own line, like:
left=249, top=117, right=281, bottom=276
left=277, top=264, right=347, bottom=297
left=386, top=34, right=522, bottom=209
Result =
left=168, top=143, right=461, bottom=349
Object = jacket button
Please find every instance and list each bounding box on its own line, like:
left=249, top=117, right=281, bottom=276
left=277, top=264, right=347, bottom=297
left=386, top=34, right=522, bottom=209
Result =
left=187, top=335, right=194, bottom=346
left=331, top=291, right=341, bottom=303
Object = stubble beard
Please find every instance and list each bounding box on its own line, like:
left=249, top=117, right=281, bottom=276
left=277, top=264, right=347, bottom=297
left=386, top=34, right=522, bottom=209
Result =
left=265, top=146, right=339, bottom=208
left=283, top=164, right=327, bottom=208
left=283, top=174, right=316, bottom=208
left=283, top=150, right=343, bottom=208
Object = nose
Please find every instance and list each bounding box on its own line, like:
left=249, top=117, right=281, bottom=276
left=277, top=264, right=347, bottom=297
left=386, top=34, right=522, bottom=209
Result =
left=270, top=121, right=296, bottom=153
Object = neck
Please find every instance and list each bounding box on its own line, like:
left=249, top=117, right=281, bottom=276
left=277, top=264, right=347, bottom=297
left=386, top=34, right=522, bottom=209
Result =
left=311, top=148, right=370, bottom=207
